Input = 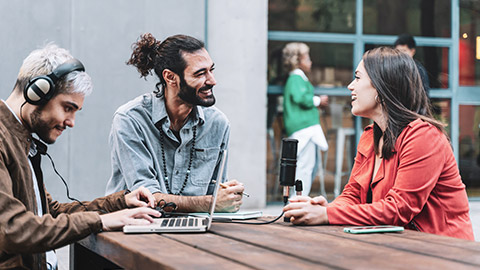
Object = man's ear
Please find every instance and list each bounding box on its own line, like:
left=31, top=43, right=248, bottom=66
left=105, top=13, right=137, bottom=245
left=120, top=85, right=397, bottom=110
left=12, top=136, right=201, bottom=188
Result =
left=162, top=69, right=179, bottom=87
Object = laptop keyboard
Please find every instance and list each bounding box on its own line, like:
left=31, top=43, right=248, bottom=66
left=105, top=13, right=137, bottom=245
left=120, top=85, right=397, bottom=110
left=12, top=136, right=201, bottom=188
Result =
left=157, top=217, right=201, bottom=227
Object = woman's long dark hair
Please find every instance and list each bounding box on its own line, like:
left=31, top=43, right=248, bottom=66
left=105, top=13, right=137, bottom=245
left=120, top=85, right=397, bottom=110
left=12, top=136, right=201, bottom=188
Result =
left=363, top=47, right=445, bottom=159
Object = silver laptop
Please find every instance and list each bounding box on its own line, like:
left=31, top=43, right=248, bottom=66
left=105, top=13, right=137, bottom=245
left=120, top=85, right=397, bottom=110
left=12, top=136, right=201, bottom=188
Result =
left=123, top=150, right=227, bottom=233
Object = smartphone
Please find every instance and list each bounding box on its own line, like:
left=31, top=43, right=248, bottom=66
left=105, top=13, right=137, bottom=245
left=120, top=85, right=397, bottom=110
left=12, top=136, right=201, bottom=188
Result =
left=343, top=225, right=404, bottom=234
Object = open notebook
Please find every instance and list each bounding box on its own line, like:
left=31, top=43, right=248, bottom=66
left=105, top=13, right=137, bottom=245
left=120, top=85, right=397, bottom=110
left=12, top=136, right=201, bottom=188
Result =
left=123, top=150, right=227, bottom=234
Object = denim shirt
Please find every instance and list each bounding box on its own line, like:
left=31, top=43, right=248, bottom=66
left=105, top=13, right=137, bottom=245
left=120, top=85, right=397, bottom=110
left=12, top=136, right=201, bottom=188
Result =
left=105, top=92, right=230, bottom=196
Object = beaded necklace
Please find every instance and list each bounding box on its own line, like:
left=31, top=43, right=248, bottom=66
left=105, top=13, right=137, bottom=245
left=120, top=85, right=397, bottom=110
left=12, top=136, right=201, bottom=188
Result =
left=159, top=125, right=197, bottom=195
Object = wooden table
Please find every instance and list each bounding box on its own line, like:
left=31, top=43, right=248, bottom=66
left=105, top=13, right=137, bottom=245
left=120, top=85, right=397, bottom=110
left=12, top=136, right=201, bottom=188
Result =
left=71, top=218, right=480, bottom=270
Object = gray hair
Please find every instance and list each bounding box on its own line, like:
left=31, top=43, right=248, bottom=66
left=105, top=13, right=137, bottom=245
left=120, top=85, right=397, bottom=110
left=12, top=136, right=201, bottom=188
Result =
left=282, top=42, right=310, bottom=72
left=15, top=43, right=93, bottom=97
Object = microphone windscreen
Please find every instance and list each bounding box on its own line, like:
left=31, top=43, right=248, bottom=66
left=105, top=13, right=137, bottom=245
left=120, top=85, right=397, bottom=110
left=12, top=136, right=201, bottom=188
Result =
left=281, top=138, right=297, bottom=159
left=279, top=138, right=298, bottom=187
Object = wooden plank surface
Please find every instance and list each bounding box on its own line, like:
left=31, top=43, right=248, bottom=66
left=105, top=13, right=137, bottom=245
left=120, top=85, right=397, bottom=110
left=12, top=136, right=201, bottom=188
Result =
left=78, top=232, right=250, bottom=270
left=74, top=221, right=480, bottom=270
left=394, top=230, right=480, bottom=251
left=209, top=223, right=480, bottom=270
left=164, top=232, right=328, bottom=269
left=293, top=225, right=480, bottom=267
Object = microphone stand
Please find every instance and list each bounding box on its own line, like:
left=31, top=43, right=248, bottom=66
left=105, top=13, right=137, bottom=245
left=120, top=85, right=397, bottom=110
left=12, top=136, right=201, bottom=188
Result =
left=295, top=179, right=303, bottom=196
left=283, top=189, right=290, bottom=222
left=283, top=179, right=303, bottom=222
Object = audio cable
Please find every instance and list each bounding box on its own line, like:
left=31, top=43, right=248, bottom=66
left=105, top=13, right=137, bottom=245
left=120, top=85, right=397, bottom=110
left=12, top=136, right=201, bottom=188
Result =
left=213, top=211, right=284, bottom=225
left=44, top=152, right=89, bottom=211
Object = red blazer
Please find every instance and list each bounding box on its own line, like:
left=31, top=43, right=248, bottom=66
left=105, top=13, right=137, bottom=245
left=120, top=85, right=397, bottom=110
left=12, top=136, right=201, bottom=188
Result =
left=327, top=119, right=474, bottom=240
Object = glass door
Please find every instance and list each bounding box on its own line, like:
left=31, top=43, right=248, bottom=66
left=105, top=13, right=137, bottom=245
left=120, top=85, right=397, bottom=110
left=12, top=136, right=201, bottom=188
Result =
left=459, top=0, right=480, bottom=195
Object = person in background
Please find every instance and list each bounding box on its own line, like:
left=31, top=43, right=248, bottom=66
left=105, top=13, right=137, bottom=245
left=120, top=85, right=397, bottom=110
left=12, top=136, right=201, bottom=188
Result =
left=284, top=47, right=474, bottom=241
left=394, top=33, right=430, bottom=98
left=282, top=42, right=329, bottom=196
left=105, top=33, right=244, bottom=213
left=0, top=44, right=159, bottom=270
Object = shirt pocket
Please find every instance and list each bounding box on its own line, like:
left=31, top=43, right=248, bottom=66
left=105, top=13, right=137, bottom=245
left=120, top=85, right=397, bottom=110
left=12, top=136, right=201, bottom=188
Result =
left=190, top=147, right=221, bottom=186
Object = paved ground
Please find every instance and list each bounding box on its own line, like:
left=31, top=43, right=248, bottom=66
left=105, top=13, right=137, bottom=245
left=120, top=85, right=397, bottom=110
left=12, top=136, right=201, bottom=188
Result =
left=469, top=200, right=480, bottom=241
left=56, top=200, right=480, bottom=270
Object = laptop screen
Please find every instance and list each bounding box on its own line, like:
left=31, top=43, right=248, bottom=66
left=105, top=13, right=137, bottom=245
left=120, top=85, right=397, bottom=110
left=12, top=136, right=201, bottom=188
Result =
left=206, top=149, right=227, bottom=229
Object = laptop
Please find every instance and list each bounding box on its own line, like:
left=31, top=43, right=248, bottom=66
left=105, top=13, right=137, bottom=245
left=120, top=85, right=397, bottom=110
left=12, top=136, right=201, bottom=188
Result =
left=123, top=150, right=227, bottom=233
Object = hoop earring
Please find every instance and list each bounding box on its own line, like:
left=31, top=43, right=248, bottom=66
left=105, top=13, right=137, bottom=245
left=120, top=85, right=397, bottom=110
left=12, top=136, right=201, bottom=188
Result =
left=375, top=95, right=382, bottom=104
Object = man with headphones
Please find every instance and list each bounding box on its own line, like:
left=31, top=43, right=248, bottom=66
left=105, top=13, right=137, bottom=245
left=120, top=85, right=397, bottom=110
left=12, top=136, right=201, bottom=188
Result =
left=0, top=44, right=160, bottom=270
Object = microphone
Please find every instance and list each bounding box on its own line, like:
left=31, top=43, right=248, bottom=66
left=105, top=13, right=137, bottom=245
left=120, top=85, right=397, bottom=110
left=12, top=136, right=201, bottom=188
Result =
left=32, top=138, right=48, bottom=155
left=279, top=138, right=298, bottom=205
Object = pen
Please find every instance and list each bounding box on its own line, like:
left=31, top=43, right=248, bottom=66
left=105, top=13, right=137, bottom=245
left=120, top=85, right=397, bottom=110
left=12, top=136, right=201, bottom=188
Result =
left=219, top=183, right=250, bottom=197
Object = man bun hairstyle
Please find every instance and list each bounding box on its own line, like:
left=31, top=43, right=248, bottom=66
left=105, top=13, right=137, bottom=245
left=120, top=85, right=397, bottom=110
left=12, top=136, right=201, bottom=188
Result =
left=127, top=33, right=205, bottom=96
left=127, top=33, right=160, bottom=78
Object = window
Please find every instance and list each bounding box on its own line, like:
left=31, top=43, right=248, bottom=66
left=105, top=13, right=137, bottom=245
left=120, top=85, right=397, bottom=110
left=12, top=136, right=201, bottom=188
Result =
left=268, top=41, right=353, bottom=87
left=269, top=0, right=356, bottom=33
left=459, top=105, right=480, bottom=192
left=363, top=0, right=451, bottom=37
left=459, top=0, right=480, bottom=86
left=365, top=44, right=450, bottom=89
left=268, top=0, right=478, bottom=199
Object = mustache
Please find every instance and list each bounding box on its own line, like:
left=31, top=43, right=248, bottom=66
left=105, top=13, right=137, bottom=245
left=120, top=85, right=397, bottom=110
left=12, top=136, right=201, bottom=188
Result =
left=199, top=85, right=213, bottom=91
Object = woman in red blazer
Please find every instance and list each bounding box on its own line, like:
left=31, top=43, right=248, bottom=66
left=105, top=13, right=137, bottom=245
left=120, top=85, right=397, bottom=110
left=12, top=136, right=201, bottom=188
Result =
left=284, top=47, right=474, bottom=240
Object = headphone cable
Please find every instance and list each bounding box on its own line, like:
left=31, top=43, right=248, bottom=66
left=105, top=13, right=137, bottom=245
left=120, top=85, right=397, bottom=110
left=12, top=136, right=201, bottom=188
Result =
left=44, top=152, right=88, bottom=211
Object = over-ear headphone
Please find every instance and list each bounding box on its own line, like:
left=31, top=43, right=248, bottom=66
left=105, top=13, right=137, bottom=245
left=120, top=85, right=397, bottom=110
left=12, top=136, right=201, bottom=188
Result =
left=24, top=58, right=85, bottom=105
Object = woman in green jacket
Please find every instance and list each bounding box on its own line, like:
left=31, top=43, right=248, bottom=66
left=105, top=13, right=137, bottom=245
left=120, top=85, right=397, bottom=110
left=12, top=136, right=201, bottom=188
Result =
left=282, top=42, right=328, bottom=196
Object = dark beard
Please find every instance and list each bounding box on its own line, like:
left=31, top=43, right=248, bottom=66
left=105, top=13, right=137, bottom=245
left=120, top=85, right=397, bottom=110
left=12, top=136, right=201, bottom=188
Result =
left=178, top=76, right=216, bottom=107
left=30, top=107, right=56, bottom=144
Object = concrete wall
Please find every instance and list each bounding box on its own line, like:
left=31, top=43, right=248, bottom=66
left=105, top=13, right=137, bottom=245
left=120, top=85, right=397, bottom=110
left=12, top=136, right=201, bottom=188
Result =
left=0, top=0, right=267, bottom=208
left=208, top=0, right=268, bottom=208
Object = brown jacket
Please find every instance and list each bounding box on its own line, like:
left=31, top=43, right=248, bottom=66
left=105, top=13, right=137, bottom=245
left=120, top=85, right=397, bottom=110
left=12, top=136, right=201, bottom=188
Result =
left=0, top=102, right=128, bottom=269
